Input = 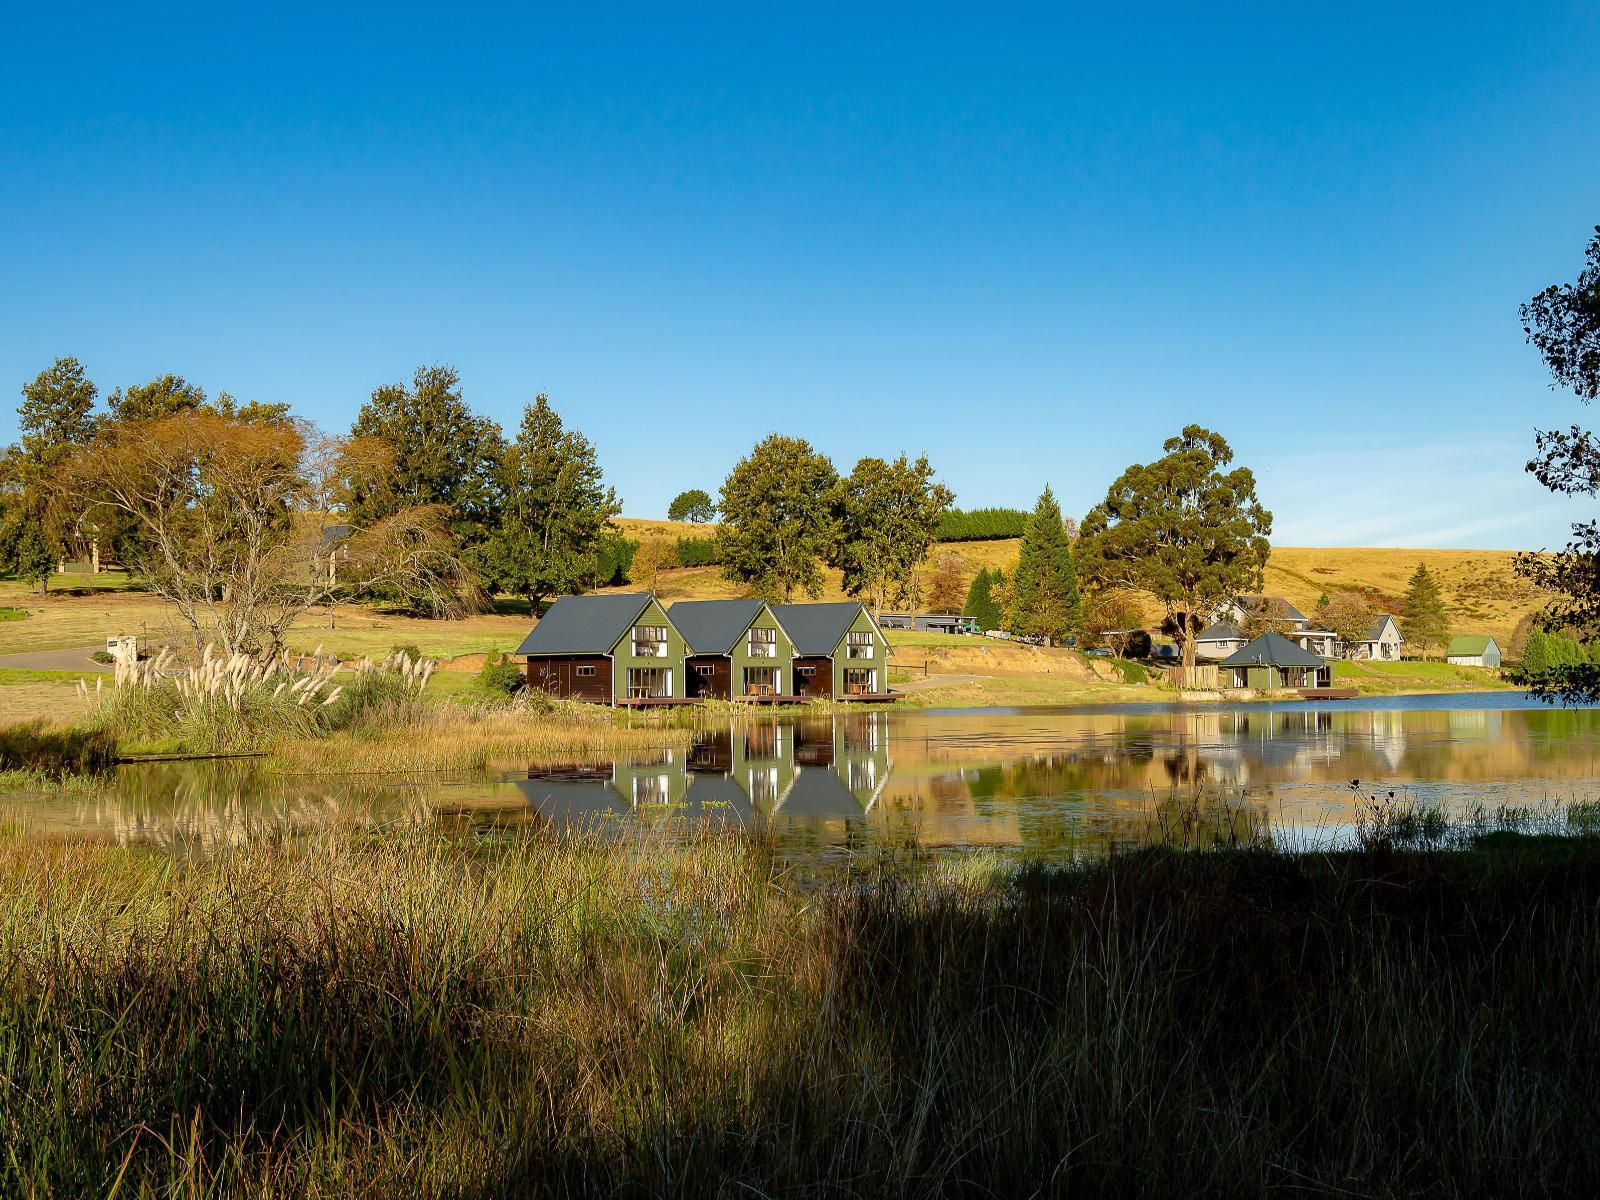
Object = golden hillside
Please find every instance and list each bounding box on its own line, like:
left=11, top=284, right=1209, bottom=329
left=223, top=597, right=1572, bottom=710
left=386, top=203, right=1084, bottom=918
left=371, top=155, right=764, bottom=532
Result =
left=613, top=520, right=1543, bottom=650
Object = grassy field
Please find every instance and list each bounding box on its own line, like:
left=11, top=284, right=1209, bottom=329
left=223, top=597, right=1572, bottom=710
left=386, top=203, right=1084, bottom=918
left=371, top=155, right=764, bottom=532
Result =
left=1332, top=657, right=1517, bottom=694
left=4, top=819, right=1600, bottom=1196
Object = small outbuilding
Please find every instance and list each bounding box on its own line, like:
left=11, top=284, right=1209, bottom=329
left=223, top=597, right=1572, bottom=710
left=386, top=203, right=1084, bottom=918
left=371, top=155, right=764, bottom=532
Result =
left=1446, top=635, right=1502, bottom=668
left=1219, top=631, right=1332, bottom=690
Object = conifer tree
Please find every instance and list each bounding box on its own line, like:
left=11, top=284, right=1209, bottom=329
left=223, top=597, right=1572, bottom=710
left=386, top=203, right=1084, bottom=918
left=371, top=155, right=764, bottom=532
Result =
left=963, top=568, right=1003, bottom=632
left=1401, top=563, right=1450, bottom=658
left=1522, top=628, right=1550, bottom=674
left=1007, top=486, right=1081, bottom=642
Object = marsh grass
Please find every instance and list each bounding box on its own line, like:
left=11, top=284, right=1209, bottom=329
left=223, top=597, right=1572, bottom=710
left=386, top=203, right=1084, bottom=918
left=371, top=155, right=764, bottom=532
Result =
left=5, top=823, right=1600, bottom=1197
left=0, top=720, right=117, bottom=792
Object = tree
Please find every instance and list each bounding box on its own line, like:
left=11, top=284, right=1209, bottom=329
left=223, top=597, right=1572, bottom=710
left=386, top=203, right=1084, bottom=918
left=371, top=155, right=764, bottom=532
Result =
left=480, top=395, right=621, bottom=610
left=925, top=550, right=968, bottom=613
left=963, top=568, right=1002, bottom=632
left=1006, top=487, right=1080, bottom=642
left=2, top=358, right=102, bottom=592
left=1239, top=597, right=1297, bottom=641
left=107, top=374, right=208, bottom=422
left=1077, top=427, right=1271, bottom=673
left=1401, top=564, right=1450, bottom=658
left=1322, top=591, right=1377, bottom=656
left=1523, top=627, right=1551, bottom=674
left=60, top=410, right=470, bottom=655
left=1082, top=588, right=1145, bottom=654
left=716, top=435, right=839, bottom=602
left=667, top=488, right=717, bottom=523
left=834, top=454, right=954, bottom=616
left=1515, top=226, right=1600, bottom=701
left=628, top=540, right=677, bottom=592
left=347, top=364, right=502, bottom=613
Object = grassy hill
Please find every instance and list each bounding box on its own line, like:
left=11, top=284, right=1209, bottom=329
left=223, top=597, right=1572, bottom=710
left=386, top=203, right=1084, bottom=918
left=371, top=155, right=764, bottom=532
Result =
left=615, top=520, right=1543, bottom=652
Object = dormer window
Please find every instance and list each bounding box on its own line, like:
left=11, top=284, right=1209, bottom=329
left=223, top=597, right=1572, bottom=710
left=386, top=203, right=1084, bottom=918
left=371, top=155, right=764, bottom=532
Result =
left=748, top=626, right=777, bottom=658
left=632, top=625, right=668, bottom=657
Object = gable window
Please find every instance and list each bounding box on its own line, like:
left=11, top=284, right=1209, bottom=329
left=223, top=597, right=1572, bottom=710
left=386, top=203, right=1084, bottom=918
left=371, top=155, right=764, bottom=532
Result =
left=632, top=625, right=668, bottom=657
left=748, top=626, right=777, bottom=658
left=847, top=631, right=875, bottom=659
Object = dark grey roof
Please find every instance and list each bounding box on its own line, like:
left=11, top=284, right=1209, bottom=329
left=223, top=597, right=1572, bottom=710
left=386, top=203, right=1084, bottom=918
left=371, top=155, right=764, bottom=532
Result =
left=772, top=602, right=870, bottom=656
left=774, top=766, right=865, bottom=818
left=1218, top=631, right=1326, bottom=669
left=514, top=594, right=655, bottom=656
left=1237, top=595, right=1307, bottom=622
left=668, top=599, right=766, bottom=655
left=1363, top=613, right=1401, bottom=642
left=1196, top=621, right=1243, bottom=642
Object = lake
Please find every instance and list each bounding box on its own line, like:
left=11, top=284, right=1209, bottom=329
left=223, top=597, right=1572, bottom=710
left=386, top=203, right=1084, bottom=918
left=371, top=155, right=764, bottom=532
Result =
left=9, top=692, right=1598, bottom=867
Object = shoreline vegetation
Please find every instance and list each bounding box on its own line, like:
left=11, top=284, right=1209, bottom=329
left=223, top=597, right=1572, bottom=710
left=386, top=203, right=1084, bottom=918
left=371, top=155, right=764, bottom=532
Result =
left=4, top=798, right=1600, bottom=1196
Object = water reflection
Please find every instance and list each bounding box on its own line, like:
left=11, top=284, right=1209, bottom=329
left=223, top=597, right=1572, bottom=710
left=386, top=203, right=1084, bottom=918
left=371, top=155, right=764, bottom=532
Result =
left=6, top=696, right=1600, bottom=865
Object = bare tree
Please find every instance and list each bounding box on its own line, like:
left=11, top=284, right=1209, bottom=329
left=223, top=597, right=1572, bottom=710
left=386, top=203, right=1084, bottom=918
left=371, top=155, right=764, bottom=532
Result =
left=61, top=411, right=472, bottom=657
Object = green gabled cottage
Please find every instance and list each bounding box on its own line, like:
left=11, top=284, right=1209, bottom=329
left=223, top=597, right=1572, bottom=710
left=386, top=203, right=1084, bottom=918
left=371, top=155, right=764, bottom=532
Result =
left=668, top=599, right=796, bottom=699
left=1218, top=631, right=1331, bottom=690
left=771, top=602, right=892, bottom=698
left=515, top=593, right=687, bottom=704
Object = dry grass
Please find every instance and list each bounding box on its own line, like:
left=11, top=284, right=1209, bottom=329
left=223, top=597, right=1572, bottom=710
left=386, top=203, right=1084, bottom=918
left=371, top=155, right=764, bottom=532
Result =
left=4, top=825, right=1600, bottom=1196
left=269, top=700, right=693, bottom=775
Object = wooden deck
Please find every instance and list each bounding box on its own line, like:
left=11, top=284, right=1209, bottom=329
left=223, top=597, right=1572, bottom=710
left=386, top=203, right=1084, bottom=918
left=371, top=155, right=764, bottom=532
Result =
left=1297, top=687, right=1359, bottom=700
left=616, top=692, right=901, bottom=708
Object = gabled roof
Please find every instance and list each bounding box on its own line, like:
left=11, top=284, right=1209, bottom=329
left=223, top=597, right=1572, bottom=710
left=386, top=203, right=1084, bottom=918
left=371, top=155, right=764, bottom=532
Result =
left=1218, top=631, right=1326, bottom=669
left=772, top=602, right=872, bottom=656
left=668, top=599, right=767, bottom=655
left=1196, top=621, right=1243, bottom=642
left=773, top=765, right=865, bottom=818
left=514, top=593, right=657, bottom=656
left=1447, top=635, right=1498, bottom=656
left=1363, top=613, right=1402, bottom=643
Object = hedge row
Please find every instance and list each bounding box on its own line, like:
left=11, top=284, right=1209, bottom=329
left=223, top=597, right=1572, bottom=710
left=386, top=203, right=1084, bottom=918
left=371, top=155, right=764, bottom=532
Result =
left=936, top=508, right=1029, bottom=541
left=674, top=536, right=722, bottom=567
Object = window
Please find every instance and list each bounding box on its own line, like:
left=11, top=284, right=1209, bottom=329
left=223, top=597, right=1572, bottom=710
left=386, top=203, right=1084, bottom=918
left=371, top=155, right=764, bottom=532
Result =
left=744, top=666, right=779, bottom=696
left=694, top=663, right=716, bottom=676
left=748, top=626, right=777, bottom=658
left=797, top=665, right=815, bottom=677
left=626, top=668, right=671, bottom=698
left=844, top=667, right=877, bottom=694
left=847, top=631, right=874, bottom=659
left=631, top=625, right=668, bottom=657
left=575, top=665, right=596, bottom=678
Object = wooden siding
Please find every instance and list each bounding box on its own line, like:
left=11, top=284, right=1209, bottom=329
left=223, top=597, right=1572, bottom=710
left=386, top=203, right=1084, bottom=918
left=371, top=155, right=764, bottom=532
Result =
left=525, top=655, right=612, bottom=703
left=685, top=655, right=731, bottom=700
left=793, top=656, right=833, bottom=699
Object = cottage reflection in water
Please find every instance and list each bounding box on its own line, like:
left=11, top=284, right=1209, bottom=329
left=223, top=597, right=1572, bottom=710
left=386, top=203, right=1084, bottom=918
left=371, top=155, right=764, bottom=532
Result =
left=515, top=714, right=892, bottom=832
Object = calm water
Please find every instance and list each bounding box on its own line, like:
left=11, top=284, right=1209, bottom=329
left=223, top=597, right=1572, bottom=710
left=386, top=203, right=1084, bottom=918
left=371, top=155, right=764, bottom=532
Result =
left=9, top=693, right=1599, bottom=866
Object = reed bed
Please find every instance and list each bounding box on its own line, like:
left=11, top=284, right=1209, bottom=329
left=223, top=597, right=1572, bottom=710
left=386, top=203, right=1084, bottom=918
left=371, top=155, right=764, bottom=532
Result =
left=3, top=825, right=1600, bottom=1197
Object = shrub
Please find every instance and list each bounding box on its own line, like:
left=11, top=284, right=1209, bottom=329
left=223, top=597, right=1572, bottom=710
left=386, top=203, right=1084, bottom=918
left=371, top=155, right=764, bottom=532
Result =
left=90, top=650, right=115, bottom=664
left=390, top=643, right=423, bottom=662
left=477, top=651, right=523, bottom=696
left=936, top=507, right=1029, bottom=541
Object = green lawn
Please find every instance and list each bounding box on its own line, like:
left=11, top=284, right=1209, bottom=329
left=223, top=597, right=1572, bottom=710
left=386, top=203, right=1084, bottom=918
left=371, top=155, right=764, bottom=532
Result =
left=1333, top=658, right=1516, bottom=694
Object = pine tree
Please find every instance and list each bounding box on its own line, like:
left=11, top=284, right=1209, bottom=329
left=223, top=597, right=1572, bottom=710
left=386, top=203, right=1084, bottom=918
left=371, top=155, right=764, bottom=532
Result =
left=1401, top=563, right=1450, bottom=658
left=1007, top=486, right=1081, bottom=642
left=963, top=568, right=1002, bottom=632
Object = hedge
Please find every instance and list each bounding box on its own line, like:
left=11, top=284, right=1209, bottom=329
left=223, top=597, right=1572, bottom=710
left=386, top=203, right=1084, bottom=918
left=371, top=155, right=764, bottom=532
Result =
left=936, top=508, right=1029, bottom=541
left=674, top=536, right=722, bottom=567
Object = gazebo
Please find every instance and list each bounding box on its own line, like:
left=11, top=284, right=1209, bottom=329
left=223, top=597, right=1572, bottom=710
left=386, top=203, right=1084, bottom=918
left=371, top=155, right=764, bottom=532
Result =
left=1218, top=631, right=1332, bottom=690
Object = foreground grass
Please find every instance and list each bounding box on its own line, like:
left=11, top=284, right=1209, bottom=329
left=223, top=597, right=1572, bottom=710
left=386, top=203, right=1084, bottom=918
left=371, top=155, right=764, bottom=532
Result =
left=5, top=826, right=1599, bottom=1196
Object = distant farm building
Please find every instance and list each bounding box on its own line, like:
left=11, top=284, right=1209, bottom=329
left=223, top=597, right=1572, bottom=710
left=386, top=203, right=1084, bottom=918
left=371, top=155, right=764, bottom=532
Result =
left=1446, top=635, right=1502, bottom=668
left=878, top=613, right=979, bottom=635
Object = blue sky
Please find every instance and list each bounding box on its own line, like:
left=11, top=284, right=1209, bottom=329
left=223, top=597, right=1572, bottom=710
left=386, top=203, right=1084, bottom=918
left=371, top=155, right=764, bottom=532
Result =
left=4, top=3, right=1599, bottom=548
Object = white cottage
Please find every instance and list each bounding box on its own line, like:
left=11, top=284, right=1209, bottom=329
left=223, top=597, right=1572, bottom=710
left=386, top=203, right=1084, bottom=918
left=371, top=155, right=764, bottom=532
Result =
left=1350, top=613, right=1404, bottom=661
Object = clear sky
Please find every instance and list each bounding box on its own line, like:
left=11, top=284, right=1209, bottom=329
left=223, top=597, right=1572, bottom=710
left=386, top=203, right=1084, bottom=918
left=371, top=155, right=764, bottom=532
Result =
left=4, top=3, right=1599, bottom=548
